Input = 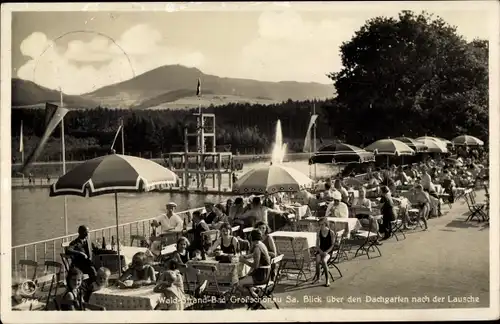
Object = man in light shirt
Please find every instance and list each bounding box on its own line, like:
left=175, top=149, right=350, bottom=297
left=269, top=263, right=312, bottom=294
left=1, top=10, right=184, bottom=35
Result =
left=325, top=191, right=349, bottom=218
left=151, top=202, right=183, bottom=234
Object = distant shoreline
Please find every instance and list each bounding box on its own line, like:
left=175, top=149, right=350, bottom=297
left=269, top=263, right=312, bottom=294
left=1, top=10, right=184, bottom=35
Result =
left=11, top=152, right=312, bottom=177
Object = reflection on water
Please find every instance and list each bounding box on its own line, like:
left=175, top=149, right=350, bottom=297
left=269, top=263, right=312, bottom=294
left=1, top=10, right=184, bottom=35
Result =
left=12, top=160, right=339, bottom=245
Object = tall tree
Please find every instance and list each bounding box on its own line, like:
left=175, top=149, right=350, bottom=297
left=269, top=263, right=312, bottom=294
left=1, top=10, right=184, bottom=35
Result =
left=327, top=11, right=489, bottom=143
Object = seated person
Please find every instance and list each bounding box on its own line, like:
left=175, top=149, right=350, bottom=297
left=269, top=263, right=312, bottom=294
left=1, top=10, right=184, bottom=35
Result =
left=155, top=270, right=186, bottom=311
left=168, top=237, right=191, bottom=270
left=203, top=202, right=218, bottom=225
left=187, top=211, right=210, bottom=258
left=413, top=185, right=430, bottom=231
left=66, top=225, right=101, bottom=282
left=379, top=186, right=397, bottom=240
left=238, top=230, right=272, bottom=295
left=151, top=202, right=183, bottom=235
left=314, top=218, right=336, bottom=287
left=240, top=196, right=288, bottom=228
left=255, top=221, right=277, bottom=258
left=333, top=179, right=350, bottom=205
left=212, top=203, right=229, bottom=227
left=421, top=169, right=442, bottom=216
left=229, top=197, right=246, bottom=225
left=440, top=170, right=455, bottom=203
left=60, top=267, right=85, bottom=311
left=325, top=191, right=349, bottom=218
left=82, top=267, right=111, bottom=302
left=208, top=223, right=239, bottom=256
left=296, top=189, right=315, bottom=206
left=117, top=252, right=156, bottom=288
left=352, top=188, right=380, bottom=235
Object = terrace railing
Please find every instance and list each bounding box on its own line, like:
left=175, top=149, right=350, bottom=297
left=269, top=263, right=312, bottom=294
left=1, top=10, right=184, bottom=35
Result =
left=11, top=207, right=204, bottom=283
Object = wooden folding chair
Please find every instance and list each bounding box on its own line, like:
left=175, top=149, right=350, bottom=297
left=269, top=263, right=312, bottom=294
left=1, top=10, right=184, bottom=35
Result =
left=390, top=208, right=406, bottom=241
left=43, top=274, right=56, bottom=310
left=60, top=253, right=72, bottom=273
left=18, top=260, right=39, bottom=282
left=247, top=254, right=284, bottom=310
left=274, top=236, right=314, bottom=286
left=464, top=190, right=487, bottom=222
left=353, top=218, right=381, bottom=259
left=314, top=230, right=344, bottom=283
left=39, top=261, right=64, bottom=291
left=190, top=263, right=235, bottom=309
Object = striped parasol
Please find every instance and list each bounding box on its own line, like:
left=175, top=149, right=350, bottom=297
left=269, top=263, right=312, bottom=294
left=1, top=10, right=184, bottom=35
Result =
left=364, top=139, right=415, bottom=156
left=394, top=137, right=428, bottom=153
left=416, top=138, right=448, bottom=153
left=309, top=143, right=375, bottom=164
left=49, top=154, right=177, bottom=276
left=233, top=164, right=313, bottom=194
left=50, top=154, right=177, bottom=197
left=452, top=135, right=484, bottom=146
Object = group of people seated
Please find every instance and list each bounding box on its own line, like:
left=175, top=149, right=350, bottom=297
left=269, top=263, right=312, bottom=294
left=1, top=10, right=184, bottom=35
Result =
left=60, top=210, right=282, bottom=311
left=57, top=153, right=486, bottom=310
left=296, top=156, right=486, bottom=242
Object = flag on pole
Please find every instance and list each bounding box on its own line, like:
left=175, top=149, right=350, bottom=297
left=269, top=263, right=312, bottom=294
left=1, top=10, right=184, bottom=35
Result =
left=302, top=114, right=319, bottom=153
left=196, top=78, right=201, bottom=96
left=19, top=121, right=24, bottom=153
left=22, top=103, right=69, bottom=174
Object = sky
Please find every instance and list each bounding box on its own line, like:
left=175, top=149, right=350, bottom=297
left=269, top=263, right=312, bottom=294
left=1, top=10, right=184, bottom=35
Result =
left=10, top=2, right=493, bottom=95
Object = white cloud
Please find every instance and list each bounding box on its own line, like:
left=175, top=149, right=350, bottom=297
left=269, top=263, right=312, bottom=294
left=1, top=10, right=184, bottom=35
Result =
left=237, top=11, right=362, bottom=83
left=17, top=24, right=205, bottom=95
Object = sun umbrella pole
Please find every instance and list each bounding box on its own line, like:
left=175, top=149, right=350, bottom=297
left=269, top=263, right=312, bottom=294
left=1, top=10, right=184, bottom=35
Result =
left=114, top=191, right=122, bottom=277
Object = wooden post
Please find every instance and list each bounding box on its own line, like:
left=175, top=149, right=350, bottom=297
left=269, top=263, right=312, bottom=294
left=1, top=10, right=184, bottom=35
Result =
left=217, top=153, right=222, bottom=193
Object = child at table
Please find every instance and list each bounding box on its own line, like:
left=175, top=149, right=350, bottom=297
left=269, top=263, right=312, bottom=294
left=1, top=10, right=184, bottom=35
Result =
left=117, top=252, right=156, bottom=288
left=60, top=267, right=85, bottom=311
left=82, top=267, right=111, bottom=302
left=314, top=218, right=336, bottom=287
left=169, top=237, right=190, bottom=270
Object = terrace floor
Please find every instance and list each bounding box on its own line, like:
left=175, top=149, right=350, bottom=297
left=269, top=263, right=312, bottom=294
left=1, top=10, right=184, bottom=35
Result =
left=272, top=190, right=490, bottom=309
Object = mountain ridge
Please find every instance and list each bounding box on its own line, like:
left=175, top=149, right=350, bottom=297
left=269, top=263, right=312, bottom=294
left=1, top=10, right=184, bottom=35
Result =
left=12, top=64, right=335, bottom=109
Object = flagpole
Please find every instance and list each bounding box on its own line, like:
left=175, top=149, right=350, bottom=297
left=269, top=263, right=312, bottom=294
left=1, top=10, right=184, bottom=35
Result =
left=313, top=102, right=317, bottom=179
left=120, top=118, right=125, bottom=155
left=60, top=88, right=68, bottom=237
left=20, top=120, right=24, bottom=165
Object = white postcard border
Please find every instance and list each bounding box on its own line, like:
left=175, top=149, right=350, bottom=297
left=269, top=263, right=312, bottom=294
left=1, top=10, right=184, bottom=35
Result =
left=1, top=1, right=499, bottom=322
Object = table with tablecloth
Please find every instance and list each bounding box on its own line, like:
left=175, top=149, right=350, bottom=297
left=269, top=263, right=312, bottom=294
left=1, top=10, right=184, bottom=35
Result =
left=270, top=231, right=317, bottom=248
left=303, top=217, right=361, bottom=237
left=184, top=258, right=251, bottom=294
left=282, top=204, right=312, bottom=220
left=89, top=285, right=162, bottom=310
